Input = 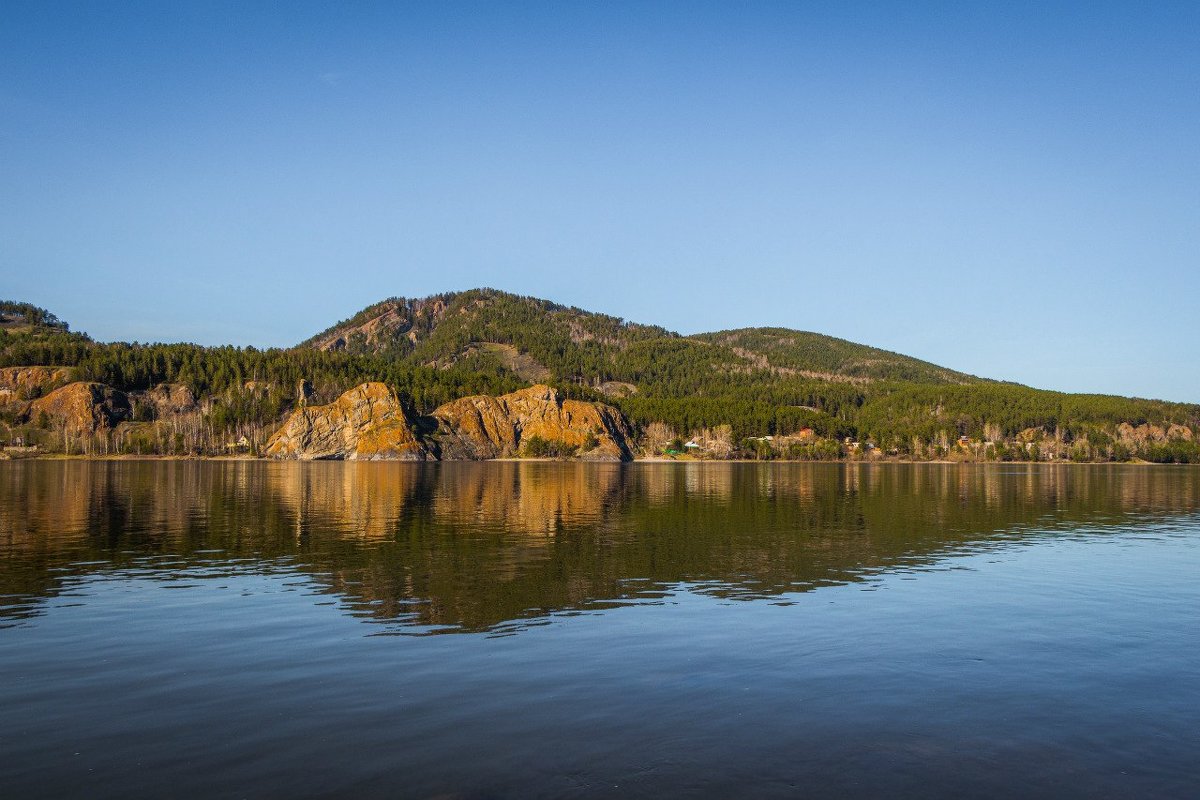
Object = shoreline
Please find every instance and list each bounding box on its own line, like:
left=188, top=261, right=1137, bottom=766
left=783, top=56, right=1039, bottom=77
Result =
left=1, top=453, right=1188, bottom=466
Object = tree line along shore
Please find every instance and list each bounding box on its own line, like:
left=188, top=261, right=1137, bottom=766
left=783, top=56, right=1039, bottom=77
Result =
left=2, top=295, right=1197, bottom=463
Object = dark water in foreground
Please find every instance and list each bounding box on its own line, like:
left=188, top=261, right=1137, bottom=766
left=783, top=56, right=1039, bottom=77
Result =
left=1, top=462, right=1199, bottom=798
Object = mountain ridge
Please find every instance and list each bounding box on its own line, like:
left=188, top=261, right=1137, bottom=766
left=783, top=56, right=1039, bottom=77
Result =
left=297, top=288, right=979, bottom=389
left=2, top=294, right=1198, bottom=463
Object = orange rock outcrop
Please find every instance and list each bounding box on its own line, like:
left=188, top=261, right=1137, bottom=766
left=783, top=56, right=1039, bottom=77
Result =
left=140, top=383, right=197, bottom=417
left=24, top=382, right=131, bottom=433
left=262, top=381, right=638, bottom=462
left=1115, top=422, right=1195, bottom=444
left=263, top=382, right=636, bottom=461
left=0, top=366, right=72, bottom=407
left=264, top=382, right=431, bottom=461
left=431, top=384, right=633, bottom=461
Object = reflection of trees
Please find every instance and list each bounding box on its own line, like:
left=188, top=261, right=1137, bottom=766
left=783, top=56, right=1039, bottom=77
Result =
left=1, top=462, right=1196, bottom=632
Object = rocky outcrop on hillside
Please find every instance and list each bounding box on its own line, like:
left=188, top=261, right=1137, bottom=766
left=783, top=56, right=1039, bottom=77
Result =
left=262, top=382, right=636, bottom=462
left=139, top=383, right=197, bottom=417
left=308, top=297, right=450, bottom=352
left=264, top=382, right=431, bottom=461
left=1168, top=424, right=1195, bottom=441
left=23, top=382, right=131, bottom=433
left=0, top=366, right=72, bottom=407
left=431, top=384, right=634, bottom=461
left=1115, top=422, right=1194, bottom=444
left=596, top=381, right=638, bottom=399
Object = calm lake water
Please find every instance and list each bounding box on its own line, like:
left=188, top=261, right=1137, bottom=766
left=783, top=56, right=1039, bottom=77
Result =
left=1, top=461, right=1198, bottom=798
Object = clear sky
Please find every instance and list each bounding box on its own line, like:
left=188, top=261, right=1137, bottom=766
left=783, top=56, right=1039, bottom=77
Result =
left=2, top=1, right=1197, bottom=401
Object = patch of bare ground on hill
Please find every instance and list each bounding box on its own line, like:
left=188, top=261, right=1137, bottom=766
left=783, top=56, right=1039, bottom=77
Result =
left=726, top=346, right=870, bottom=384
left=472, top=342, right=552, bottom=383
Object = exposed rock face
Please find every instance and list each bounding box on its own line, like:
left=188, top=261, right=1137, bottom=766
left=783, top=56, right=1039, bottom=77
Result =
left=139, top=383, right=197, bottom=417
left=1115, top=422, right=1195, bottom=444
left=1167, top=424, right=1194, bottom=442
left=431, top=384, right=634, bottom=461
left=1016, top=427, right=1045, bottom=443
left=596, top=381, right=638, bottom=399
left=309, top=297, right=450, bottom=352
left=465, top=342, right=551, bottom=382
left=264, top=382, right=635, bottom=462
left=24, top=382, right=131, bottom=434
left=0, top=366, right=72, bottom=406
left=264, top=382, right=430, bottom=461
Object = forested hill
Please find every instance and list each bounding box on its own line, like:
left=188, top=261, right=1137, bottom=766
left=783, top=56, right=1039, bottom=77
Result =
left=2, top=294, right=1198, bottom=463
left=690, top=328, right=975, bottom=385
left=298, top=288, right=978, bottom=388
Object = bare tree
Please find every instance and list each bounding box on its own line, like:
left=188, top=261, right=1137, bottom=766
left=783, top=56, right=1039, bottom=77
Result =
left=644, top=421, right=675, bottom=454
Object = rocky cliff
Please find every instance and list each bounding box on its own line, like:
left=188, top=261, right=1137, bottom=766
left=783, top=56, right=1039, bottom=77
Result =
left=305, top=297, right=450, bottom=352
left=263, top=382, right=636, bottom=462
left=139, top=383, right=198, bottom=417
left=431, top=384, right=634, bottom=461
left=1115, top=422, right=1194, bottom=444
left=264, top=382, right=431, bottom=461
left=0, top=366, right=72, bottom=407
left=23, top=382, right=131, bottom=434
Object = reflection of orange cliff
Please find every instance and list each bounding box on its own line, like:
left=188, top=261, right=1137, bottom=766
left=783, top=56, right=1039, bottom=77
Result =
left=0, top=460, right=94, bottom=546
left=0, top=460, right=254, bottom=550
left=266, top=461, right=424, bottom=541
left=2, top=461, right=1198, bottom=638
left=431, top=462, right=622, bottom=534
left=263, top=461, right=626, bottom=540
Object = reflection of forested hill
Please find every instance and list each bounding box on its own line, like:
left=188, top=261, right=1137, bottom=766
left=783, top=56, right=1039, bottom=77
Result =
left=1, top=462, right=1197, bottom=633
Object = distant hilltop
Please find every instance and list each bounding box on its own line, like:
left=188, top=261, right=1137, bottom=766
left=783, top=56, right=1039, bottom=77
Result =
left=0, top=300, right=71, bottom=334
left=1, top=291, right=1197, bottom=463
left=301, top=288, right=977, bottom=386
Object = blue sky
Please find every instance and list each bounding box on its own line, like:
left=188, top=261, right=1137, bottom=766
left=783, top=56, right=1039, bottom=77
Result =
left=2, top=2, right=1197, bottom=400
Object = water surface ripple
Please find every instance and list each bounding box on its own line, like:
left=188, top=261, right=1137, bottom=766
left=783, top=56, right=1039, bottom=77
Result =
left=1, top=461, right=1198, bottom=798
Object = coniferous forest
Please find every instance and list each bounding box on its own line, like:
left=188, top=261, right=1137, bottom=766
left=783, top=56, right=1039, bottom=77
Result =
left=1, top=293, right=1197, bottom=462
